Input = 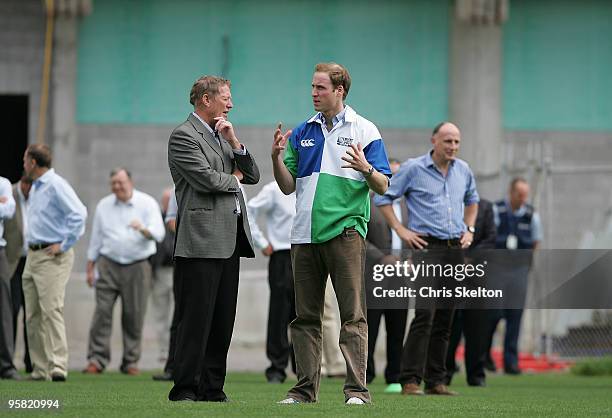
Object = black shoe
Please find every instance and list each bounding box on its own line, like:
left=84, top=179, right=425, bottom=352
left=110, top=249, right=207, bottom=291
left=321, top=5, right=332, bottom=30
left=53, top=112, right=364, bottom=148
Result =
left=484, top=357, right=497, bottom=372
left=1, top=370, right=21, bottom=380
left=267, top=375, right=284, bottom=384
left=51, top=373, right=66, bottom=382
left=152, top=371, right=173, bottom=381
left=504, top=365, right=521, bottom=375
left=467, top=378, right=486, bottom=387
left=169, top=391, right=197, bottom=402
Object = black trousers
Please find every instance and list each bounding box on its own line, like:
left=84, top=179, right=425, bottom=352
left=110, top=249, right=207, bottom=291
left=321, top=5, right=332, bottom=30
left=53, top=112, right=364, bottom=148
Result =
left=398, top=239, right=461, bottom=388
left=0, top=249, right=16, bottom=376
left=265, top=250, right=295, bottom=381
left=168, top=243, right=241, bottom=401
left=162, top=267, right=178, bottom=376
left=10, top=257, right=31, bottom=373
left=366, top=308, right=407, bottom=384
left=445, top=309, right=487, bottom=385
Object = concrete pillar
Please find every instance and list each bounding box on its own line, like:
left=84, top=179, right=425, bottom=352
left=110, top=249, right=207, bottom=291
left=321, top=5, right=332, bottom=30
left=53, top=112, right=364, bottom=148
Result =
left=449, top=0, right=507, bottom=190
left=50, top=0, right=92, bottom=183
left=51, top=15, right=78, bottom=182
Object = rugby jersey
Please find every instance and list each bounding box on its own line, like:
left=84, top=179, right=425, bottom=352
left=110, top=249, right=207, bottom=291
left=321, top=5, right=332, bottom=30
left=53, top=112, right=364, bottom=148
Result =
left=284, top=105, right=391, bottom=244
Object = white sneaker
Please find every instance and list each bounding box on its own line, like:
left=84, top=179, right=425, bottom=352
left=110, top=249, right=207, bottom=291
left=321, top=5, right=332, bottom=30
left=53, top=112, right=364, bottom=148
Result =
left=277, top=397, right=300, bottom=404
left=346, top=397, right=365, bottom=405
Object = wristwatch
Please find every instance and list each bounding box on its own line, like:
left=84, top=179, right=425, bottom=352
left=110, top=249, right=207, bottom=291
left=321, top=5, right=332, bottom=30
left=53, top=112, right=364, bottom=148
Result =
left=467, top=225, right=476, bottom=233
left=364, top=165, right=375, bottom=178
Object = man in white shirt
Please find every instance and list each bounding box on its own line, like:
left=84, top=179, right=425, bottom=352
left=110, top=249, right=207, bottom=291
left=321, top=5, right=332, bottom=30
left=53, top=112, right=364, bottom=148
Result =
left=3, top=176, right=33, bottom=376
left=83, top=168, right=165, bottom=375
left=247, top=181, right=296, bottom=383
left=0, top=175, right=16, bottom=380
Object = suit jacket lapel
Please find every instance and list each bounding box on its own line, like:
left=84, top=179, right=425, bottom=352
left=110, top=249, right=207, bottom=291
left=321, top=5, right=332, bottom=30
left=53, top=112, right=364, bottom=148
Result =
left=188, top=113, right=223, bottom=160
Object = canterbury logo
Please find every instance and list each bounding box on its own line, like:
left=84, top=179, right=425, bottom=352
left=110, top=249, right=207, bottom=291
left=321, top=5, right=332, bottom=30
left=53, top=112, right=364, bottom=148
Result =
left=300, top=139, right=315, bottom=147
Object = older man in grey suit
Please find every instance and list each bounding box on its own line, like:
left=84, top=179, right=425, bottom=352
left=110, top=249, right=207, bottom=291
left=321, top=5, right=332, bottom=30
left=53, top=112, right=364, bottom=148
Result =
left=167, top=75, right=260, bottom=402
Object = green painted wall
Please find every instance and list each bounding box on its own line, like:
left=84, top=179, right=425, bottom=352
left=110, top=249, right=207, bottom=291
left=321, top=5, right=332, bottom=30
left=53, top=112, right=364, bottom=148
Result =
left=503, top=0, right=612, bottom=131
left=77, top=0, right=450, bottom=128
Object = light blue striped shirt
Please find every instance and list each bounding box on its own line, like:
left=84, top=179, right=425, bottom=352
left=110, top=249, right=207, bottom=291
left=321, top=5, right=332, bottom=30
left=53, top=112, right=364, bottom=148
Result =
left=0, top=176, right=16, bottom=247
left=375, top=152, right=479, bottom=239
left=314, top=107, right=346, bottom=132
left=27, top=169, right=87, bottom=252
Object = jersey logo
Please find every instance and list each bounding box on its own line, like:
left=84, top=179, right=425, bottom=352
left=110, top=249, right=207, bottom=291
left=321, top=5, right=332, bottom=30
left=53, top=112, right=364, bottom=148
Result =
left=300, top=139, right=315, bottom=147
left=337, top=136, right=354, bottom=147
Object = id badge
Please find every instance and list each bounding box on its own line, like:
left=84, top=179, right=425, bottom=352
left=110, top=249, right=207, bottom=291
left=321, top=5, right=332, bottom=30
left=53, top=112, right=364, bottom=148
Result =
left=506, top=234, right=518, bottom=250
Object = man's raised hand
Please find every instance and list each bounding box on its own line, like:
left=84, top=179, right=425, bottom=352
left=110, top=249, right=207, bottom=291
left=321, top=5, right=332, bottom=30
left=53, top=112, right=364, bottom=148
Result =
left=272, top=123, right=292, bottom=159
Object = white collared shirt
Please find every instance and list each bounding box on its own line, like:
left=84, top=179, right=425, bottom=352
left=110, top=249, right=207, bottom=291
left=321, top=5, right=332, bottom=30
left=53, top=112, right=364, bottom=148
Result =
left=87, top=189, right=165, bottom=264
left=247, top=181, right=295, bottom=251
left=391, top=198, right=403, bottom=250
left=17, top=184, right=29, bottom=255
left=0, top=177, right=16, bottom=248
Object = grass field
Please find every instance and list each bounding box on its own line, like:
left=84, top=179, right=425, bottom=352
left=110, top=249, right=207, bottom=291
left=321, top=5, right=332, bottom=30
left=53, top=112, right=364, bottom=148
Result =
left=1, top=371, right=611, bottom=417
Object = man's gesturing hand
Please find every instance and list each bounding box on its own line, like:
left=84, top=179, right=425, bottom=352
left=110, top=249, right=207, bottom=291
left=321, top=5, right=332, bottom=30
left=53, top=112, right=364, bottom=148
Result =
left=272, top=123, right=292, bottom=159
left=341, top=143, right=371, bottom=174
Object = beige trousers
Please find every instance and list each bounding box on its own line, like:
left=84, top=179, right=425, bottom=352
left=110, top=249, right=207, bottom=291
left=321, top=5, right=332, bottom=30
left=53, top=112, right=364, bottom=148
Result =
left=22, top=248, right=74, bottom=380
left=321, top=279, right=346, bottom=376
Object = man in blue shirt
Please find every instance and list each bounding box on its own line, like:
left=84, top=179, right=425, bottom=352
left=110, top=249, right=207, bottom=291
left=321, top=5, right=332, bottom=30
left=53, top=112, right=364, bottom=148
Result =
left=375, top=122, right=479, bottom=396
left=21, top=144, right=87, bottom=382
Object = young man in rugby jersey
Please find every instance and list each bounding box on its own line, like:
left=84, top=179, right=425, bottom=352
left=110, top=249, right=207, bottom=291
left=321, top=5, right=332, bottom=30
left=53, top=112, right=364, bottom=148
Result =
left=272, top=62, right=391, bottom=405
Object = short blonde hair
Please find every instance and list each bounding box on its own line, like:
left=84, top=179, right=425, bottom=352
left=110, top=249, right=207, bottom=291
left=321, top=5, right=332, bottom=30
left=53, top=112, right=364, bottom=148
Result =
left=314, top=62, right=351, bottom=100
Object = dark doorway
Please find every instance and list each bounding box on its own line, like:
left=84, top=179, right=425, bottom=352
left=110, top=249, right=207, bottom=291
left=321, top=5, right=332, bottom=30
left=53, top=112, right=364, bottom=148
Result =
left=0, top=95, right=28, bottom=183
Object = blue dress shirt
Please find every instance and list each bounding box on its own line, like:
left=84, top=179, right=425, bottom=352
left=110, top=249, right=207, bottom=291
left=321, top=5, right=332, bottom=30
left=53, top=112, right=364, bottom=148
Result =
left=26, top=169, right=87, bottom=252
left=375, top=152, right=479, bottom=239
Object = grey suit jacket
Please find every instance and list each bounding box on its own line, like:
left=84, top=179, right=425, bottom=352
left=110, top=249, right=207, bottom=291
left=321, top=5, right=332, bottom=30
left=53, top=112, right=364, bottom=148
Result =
left=3, top=184, right=24, bottom=276
left=168, top=113, right=260, bottom=259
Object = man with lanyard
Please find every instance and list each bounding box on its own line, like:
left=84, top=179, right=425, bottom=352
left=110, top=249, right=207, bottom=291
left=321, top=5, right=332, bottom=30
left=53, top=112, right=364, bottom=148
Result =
left=272, top=62, right=391, bottom=405
left=485, top=177, right=541, bottom=375
left=375, top=121, right=479, bottom=396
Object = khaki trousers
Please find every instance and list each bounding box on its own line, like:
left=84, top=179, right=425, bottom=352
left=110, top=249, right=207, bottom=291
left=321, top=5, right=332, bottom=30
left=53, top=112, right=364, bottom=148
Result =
left=288, top=228, right=370, bottom=403
left=321, top=279, right=346, bottom=376
left=87, top=256, right=151, bottom=369
left=22, top=248, right=74, bottom=380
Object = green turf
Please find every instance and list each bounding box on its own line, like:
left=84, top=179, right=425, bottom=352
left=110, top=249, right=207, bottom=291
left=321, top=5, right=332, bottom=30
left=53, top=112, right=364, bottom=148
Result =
left=1, top=371, right=611, bottom=417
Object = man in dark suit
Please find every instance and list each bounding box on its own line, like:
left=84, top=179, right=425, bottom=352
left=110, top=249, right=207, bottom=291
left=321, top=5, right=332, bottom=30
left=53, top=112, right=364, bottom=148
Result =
left=365, top=158, right=407, bottom=391
left=3, top=177, right=33, bottom=374
left=445, top=198, right=496, bottom=386
left=167, top=75, right=260, bottom=402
